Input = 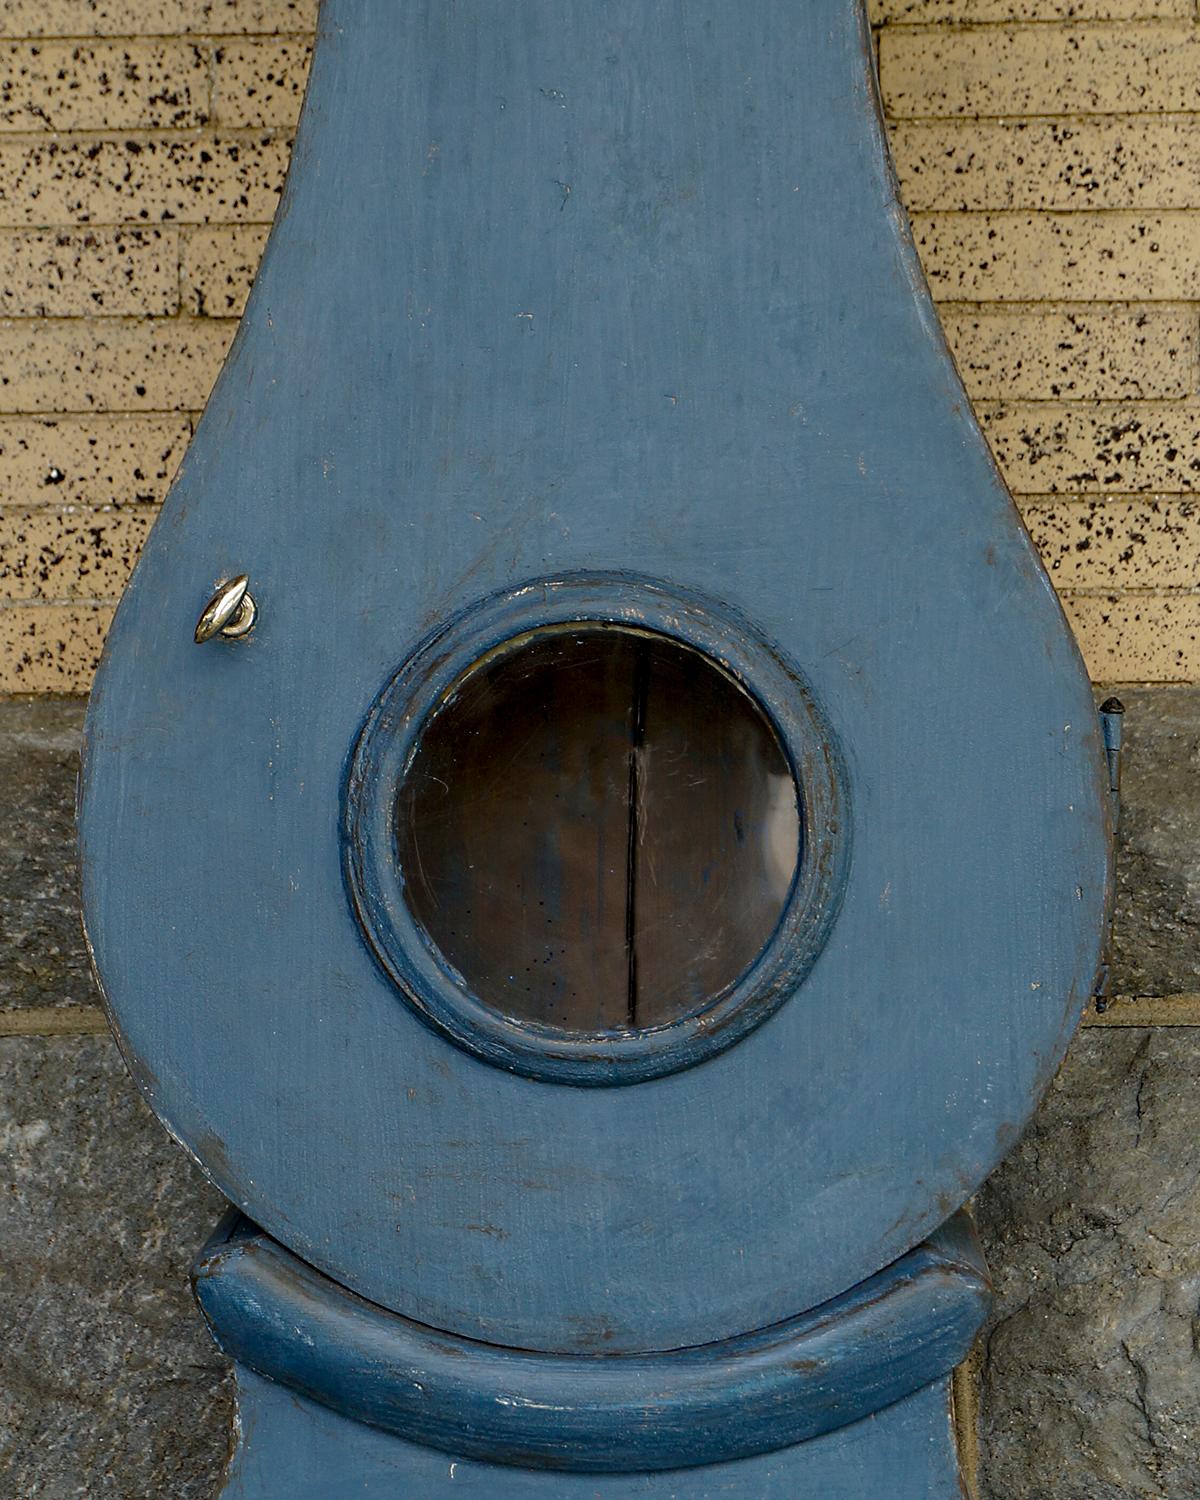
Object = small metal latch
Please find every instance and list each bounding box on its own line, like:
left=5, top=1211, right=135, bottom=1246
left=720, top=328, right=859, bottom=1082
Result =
left=1098, top=697, right=1124, bottom=816
left=1093, top=697, right=1125, bottom=1013
left=195, top=575, right=258, bottom=644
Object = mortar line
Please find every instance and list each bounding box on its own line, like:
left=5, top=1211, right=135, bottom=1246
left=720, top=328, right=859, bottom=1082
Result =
left=4, top=995, right=1200, bottom=1039
left=0, top=1005, right=108, bottom=1037
left=951, top=1344, right=983, bottom=1500
left=1083, top=994, right=1200, bottom=1026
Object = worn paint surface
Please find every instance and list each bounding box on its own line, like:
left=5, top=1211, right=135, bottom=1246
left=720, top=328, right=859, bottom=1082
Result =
left=79, top=0, right=1108, bottom=1357
left=221, top=1367, right=965, bottom=1498
left=194, top=1210, right=988, bottom=1473
left=344, top=575, right=848, bottom=1086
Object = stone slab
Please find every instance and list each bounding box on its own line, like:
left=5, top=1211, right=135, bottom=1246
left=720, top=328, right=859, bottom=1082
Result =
left=12, top=684, right=1198, bottom=1009
left=5, top=1030, right=1194, bottom=1500
left=0, top=697, right=92, bottom=1009
left=2, top=686, right=1200, bottom=1493
left=0, top=1032, right=232, bottom=1499
left=1106, top=686, right=1200, bottom=995
left=975, top=1027, right=1200, bottom=1500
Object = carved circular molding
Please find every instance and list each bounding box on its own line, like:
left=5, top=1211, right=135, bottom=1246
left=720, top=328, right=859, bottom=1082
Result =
left=343, top=573, right=850, bottom=1086
left=195, top=1212, right=987, bottom=1473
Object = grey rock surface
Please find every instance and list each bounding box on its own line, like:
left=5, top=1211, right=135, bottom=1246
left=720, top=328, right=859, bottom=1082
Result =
left=0, top=1034, right=232, bottom=1499
left=0, top=697, right=93, bottom=1010
left=6, top=686, right=1188, bottom=1006
left=2, top=689, right=1199, bottom=1496
left=976, top=1028, right=1200, bottom=1500
left=1107, top=686, right=1200, bottom=997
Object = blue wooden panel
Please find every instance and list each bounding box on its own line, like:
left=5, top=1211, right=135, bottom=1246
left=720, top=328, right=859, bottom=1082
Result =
left=79, top=0, right=1109, bottom=1355
left=343, top=577, right=849, bottom=1086
left=193, top=1211, right=988, bottom=1473
left=222, top=1370, right=968, bottom=1499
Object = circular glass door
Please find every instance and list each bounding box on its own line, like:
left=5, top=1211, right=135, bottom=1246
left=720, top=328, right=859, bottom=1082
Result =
left=396, top=625, right=800, bottom=1032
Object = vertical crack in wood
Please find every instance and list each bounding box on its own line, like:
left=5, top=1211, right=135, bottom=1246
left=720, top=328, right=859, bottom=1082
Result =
left=625, top=640, right=650, bottom=1029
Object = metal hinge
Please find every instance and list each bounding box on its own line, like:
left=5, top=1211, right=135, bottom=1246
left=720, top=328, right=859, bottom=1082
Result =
left=1093, top=697, right=1124, bottom=1014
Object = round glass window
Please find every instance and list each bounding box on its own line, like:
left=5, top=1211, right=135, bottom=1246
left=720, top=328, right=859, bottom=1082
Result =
left=396, top=625, right=800, bottom=1032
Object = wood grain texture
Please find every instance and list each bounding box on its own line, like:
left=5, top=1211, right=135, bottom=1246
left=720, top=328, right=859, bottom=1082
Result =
left=395, top=626, right=797, bottom=1033
left=80, top=0, right=1109, bottom=1353
left=398, top=627, right=635, bottom=1032
left=221, top=1368, right=967, bottom=1498
left=344, top=577, right=847, bottom=1088
left=194, top=1210, right=988, bottom=1475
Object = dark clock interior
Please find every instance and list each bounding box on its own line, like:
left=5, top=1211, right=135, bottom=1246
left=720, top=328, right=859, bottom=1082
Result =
left=396, top=624, right=801, bottom=1032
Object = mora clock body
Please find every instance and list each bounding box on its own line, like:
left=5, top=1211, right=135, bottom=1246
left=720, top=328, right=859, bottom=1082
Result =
left=78, top=1, right=1110, bottom=1494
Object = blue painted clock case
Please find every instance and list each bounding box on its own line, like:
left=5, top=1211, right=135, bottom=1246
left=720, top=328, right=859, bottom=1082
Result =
left=79, top=0, right=1109, bottom=1366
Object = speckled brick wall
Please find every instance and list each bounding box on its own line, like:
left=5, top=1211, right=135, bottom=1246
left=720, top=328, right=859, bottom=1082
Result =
left=0, top=0, right=1194, bottom=686
left=0, top=0, right=316, bottom=690
left=874, top=0, right=1200, bottom=680
left=2, top=8, right=1200, bottom=1500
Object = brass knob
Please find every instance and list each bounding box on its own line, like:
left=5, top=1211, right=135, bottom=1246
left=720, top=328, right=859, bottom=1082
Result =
left=195, top=575, right=257, bottom=643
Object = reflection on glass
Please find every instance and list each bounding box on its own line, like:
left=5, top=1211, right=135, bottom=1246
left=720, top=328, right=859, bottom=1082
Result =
left=396, top=626, right=800, bottom=1033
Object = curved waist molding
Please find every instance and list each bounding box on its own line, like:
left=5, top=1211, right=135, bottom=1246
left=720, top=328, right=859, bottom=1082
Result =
left=194, top=1212, right=990, bottom=1475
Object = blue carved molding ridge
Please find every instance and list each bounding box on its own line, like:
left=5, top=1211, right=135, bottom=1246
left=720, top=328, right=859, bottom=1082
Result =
left=79, top=0, right=1109, bottom=1352
left=341, top=572, right=850, bottom=1087
left=193, top=1209, right=990, bottom=1475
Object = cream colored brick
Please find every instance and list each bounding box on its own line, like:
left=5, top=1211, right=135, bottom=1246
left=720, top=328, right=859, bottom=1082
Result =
left=872, top=0, right=1190, bottom=18
left=890, top=117, right=1200, bottom=212
left=0, top=227, right=177, bottom=316
left=1062, top=592, right=1200, bottom=680
left=0, top=602, right=112, bottom=691
left=0, top=503, right=156, bottom=600
left=1022, top=496, right=1200, bottom=588
left=182, top=223, right=267, bottom=315
left=0, top=318, right=234, bottom=412
left=212, top=39, right=312, bottom=128
left=202, top=0, right=318, bottom=31
left=0, top=41, right=209, bottom=132
left=0, top=1, right=317, bottom=35
left=880, top=23, right=1200, bottom=118
left=979, top=401, right=1200, bottom=492
left=942, top=307, right=1193, bottom=400
left=0, top=415, right=189, bottom=505
left=0, top=5, right=1188, bottom=701
left=915, top=212, right=1200, bottom=300
left=0, top=132, right=291, bottom=227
